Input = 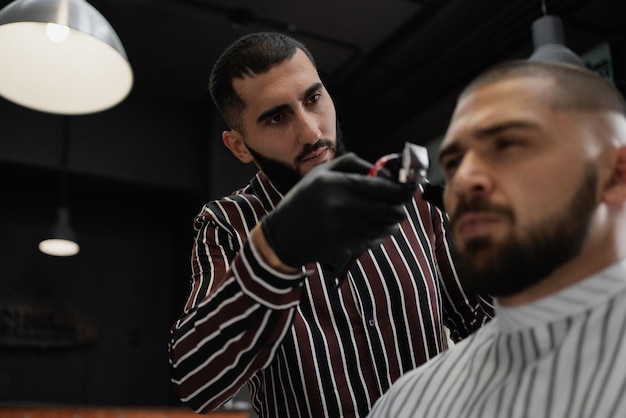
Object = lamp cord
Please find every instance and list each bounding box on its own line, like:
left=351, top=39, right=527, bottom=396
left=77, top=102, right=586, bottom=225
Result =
left=60, top=116, right=71, bottom=208
left=541, top=0, right=547, bottom=16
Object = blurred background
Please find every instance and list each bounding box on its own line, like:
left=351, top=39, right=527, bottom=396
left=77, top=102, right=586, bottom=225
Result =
left=0, top=0, right=623, bottom=414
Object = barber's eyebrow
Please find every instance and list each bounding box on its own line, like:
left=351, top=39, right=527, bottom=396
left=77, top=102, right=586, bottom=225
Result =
left=256, top=82, right=324, bottom=124
left=438, top=120, right=540, bottom=164
left=257, top=104, right=289, bottom=124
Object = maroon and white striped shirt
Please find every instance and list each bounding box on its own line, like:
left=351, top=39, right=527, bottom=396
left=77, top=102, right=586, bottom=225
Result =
left=169, top=172, right=493, bottom=418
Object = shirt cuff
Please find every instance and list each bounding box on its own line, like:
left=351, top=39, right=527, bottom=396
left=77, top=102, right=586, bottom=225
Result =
left=232, top=239, right=309, bottom=309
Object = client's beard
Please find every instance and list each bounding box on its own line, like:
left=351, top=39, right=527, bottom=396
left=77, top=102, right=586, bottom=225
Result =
left=452, top=163, right=598, bottom=297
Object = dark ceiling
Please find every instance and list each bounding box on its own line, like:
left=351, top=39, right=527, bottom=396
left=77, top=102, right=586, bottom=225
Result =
left=0, top=0, right=625, bottom=186
left=101, top=0, right=624, bottom=156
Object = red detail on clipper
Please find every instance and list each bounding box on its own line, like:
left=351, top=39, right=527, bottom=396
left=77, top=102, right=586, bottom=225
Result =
left=368, top=154, right=396, bottom=177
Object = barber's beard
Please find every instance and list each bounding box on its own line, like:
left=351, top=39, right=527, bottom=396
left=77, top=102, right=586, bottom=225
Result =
left=245, top=123, right=346, bottom=195
left=453, top=163, right=598, bottom=297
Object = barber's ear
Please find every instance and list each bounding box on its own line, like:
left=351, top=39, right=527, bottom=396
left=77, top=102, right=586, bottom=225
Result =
left=603, top=145, right=626, bottom=205
left=223, top=130, right=253, bottom=163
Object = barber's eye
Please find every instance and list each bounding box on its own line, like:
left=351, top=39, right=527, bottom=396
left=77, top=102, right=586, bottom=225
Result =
left=269, top=114, right=285, bottom=124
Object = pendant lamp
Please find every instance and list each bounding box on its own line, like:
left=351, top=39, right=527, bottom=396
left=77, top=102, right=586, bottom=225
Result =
left=0, top=0, right=133, bottom=114
left=39, top=117, right=80, bottom=257
left=39, top=206, right=80, bottom=256
left=529, top=14, right=585, bottom=67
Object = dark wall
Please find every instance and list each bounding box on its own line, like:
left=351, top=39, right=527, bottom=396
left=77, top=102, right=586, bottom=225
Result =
left=0, top=186, right=192, bottom=405
left=0, top=91, right=228, bottom=407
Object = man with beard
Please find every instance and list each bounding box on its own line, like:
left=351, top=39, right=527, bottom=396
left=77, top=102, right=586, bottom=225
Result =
left=367, top=60, right=626, bottom=418
left=168, top=32, right=492, bottom=418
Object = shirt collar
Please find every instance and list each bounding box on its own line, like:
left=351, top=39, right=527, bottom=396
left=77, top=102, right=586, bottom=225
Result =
left=253, top=171, right=284, bottom=210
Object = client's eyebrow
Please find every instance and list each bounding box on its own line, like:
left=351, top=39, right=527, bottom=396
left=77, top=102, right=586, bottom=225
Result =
left=439, top=120, right=540, bottom=164
left=474, top=121, right=540, bottom=138
left=438, top=143, right=462, bottom=166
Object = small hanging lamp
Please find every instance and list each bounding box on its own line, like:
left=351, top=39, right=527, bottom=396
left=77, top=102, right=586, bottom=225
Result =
left=528, top=0, right=585, bottom=68
left=39, top=206, right=80, bottom=256
left=39, top=117, right=80, bottom=257
left=529, top=15, right=584, bottom=67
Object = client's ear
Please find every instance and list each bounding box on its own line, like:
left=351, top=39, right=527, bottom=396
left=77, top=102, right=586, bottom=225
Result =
left=603, top=145, right=626, bottom=205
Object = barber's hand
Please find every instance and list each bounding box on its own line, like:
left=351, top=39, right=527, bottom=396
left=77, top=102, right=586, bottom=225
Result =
left=261, top=153, right=416, bottom=271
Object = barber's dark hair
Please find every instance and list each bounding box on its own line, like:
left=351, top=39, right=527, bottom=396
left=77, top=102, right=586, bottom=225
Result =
left=209, top=32, right=316, bottom=130
left=461, top=60, right=626, bottom=116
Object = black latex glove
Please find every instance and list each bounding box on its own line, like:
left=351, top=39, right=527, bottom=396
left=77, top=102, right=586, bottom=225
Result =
left=261, top=153, right=417, bottom=273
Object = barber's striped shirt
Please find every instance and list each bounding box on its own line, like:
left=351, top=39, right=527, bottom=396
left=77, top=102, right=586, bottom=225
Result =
left=169, top=172, right=493, bottom=418
left=368, top=258, right=626, bottom=418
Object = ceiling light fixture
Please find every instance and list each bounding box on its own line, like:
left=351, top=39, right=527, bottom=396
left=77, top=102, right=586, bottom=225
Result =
left=0, top=0, right=133, bottom=115
left=529, top=0, right=585, bottom=67
left=39, top=117, right=80, bottom=257
left=39, top=206, right=80, bottom=257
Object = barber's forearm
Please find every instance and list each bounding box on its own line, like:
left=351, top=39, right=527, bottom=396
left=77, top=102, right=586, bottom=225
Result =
left=250, top=224, right=300, bottom=274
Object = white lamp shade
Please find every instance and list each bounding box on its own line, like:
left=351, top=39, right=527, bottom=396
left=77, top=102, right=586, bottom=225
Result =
left=39, top=238, right=80, bottom=256
left=39, top=206, right=80, bottom=257
left=529, top=15, right=585, bottom=67
left=0, top=0, right=133, bottom=114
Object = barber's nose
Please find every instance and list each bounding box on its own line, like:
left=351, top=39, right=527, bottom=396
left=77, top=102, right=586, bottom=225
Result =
left=296, top=112, right=322, bottom=145
left=449, top=152, right=493, bottom=198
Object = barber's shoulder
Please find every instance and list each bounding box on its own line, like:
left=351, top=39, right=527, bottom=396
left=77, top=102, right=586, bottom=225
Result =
left=203, top=193, right=262, bottom=220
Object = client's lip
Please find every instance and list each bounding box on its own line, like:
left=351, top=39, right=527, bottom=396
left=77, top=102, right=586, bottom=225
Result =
left=454, top=212, right=503, bottom=239
left=300, top=148, right=329, bottom=163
